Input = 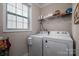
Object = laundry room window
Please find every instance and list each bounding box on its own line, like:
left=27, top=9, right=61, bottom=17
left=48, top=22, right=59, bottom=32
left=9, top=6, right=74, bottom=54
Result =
left=3, top=3, right=32, bottom=32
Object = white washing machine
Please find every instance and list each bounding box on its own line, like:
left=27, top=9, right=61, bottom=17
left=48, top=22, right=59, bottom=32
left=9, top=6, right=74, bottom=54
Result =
left=43, top=31, right=73, bottom=56
left=28, top=31, right=73, bottom=56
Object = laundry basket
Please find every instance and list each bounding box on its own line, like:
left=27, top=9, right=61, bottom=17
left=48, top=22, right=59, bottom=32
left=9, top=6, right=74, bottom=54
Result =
left=0, top=35, right=11, bottom=56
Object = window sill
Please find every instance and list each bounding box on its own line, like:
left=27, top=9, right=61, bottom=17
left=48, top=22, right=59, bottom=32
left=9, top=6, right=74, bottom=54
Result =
left=3, top=29, right=32, bottom=32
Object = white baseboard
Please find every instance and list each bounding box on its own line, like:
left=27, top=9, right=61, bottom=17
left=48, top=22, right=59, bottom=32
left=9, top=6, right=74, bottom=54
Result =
left=23, top=53, right=28, bottom=56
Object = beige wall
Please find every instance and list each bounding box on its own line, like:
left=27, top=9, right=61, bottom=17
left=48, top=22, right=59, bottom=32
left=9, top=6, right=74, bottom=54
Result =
left=72, top=3, right=79, bottom=56
left=41, top=3, right=72, bottom=35
left=0, top=3, right=74, bottom=56
left=32, top=4, right=41, bottom=33
left=0, top=3, right=40, bottom=56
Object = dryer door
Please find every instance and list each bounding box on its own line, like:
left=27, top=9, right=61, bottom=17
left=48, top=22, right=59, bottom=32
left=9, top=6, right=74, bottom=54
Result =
left=29, top=37, right=42, bottom=56
left=43, top=39, right=69, bottom=56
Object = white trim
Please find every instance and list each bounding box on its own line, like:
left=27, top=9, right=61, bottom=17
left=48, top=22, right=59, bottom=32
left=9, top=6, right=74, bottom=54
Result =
left=34, top=3, right=52, bottom=8
left=23, top=53, right=28, bottom=56
left=3, top=4, right=7, bottom=32
left=29, top=4, right=32, bottom=31
left=3, top=3, right=32, bottom=32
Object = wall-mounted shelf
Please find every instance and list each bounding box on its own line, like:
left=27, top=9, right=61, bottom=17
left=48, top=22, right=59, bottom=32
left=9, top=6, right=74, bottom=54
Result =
left=43, top=13, right=72, bottom=19
left=43, top=8, right=72, bottom=19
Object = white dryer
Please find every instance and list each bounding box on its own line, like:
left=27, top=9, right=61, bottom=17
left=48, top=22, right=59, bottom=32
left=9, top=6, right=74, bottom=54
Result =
left=28, top=31, right=48, bottom=56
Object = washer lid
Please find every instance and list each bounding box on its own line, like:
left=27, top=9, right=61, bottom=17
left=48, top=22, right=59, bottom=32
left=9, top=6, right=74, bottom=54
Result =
left=49, top=31, right=70, bottom=36
left=46, top=35, right=72, bottom=41
left=46, top=31, right=72, bottom=41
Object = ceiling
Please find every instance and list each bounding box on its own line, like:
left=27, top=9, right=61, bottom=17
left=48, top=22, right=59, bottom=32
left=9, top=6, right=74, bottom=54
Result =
left=34, top=3, right=51, bottom=8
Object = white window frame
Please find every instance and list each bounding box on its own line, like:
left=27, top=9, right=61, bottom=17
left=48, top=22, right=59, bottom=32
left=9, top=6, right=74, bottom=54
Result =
left=3, top=3, right=32, bottom=32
